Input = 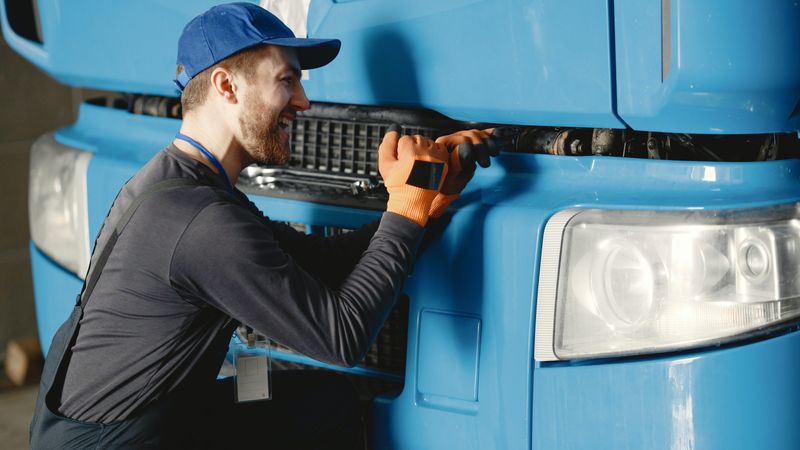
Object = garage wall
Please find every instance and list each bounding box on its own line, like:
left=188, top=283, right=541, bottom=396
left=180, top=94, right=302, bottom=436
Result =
left=0, top=36, right=77, bottom=360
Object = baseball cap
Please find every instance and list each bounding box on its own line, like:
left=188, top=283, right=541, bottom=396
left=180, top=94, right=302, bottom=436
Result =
left=174, top=2, right=341, bottom=91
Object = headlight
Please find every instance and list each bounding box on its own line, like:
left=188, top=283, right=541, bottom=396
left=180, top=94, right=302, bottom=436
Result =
left=29, top=133, right=92, bottom=278
left=534, top=206, right=800, bottom=361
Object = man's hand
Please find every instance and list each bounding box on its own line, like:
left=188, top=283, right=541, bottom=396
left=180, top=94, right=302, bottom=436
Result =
left=429, top=128, right=496, bottom=218
left=379, top=126, right=449, bottom=227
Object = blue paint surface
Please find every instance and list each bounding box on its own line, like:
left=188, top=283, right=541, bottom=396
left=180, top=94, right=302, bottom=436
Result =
left=4, top=0, right=617, bottom=128
left=532, top=327, right=800, bottom=450
left=416, top=310, right=481, bottom=410
left=305, top=0, right=621, bottom=128
left=614, top=0, right=800, bottom=133
left=0, top=0, right=231, bottom=96
left=371, top=154, right=800, bottom=449
left=4, top=0, right=799, bottom=132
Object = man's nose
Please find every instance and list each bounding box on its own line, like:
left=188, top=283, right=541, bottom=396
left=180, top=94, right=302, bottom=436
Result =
left=291, top=81, right=310, bottom=112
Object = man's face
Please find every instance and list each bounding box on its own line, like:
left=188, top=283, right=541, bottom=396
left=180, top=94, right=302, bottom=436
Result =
left=237, top=46, right=309, bottom=165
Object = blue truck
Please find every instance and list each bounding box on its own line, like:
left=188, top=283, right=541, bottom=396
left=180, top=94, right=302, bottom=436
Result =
left=3, top=0, right=800, bottom=448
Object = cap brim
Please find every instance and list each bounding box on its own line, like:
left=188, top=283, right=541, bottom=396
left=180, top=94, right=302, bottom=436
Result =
left=266, top=37, right=341, bottom=70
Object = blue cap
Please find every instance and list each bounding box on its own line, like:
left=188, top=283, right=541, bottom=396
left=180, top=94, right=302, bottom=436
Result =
left=174, top=2, right=341, bottom=91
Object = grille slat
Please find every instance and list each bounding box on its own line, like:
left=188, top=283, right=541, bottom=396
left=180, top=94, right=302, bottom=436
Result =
left=288, top=115, right=452, bottom=177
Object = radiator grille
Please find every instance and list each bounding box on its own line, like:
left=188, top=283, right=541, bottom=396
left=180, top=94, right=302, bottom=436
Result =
left=290, top=120, right=383, bottom=176
left=289, top=119, right=452, bottom=176
left=240, top=103, right=462, bottom=208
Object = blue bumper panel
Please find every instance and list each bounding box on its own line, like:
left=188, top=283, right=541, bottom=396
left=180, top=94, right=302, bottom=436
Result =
left=373, top=204, right=540, bottom=450
left=533, top=328, right=800, bottom=450
left=366, top=151, right=800, bottom=448
left=247, top=195, right=381, bottom=231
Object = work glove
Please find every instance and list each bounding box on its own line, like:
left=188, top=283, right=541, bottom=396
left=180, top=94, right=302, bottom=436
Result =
left=379, top=126, right=449, bottom=227
left=429, top=128, right=496, bottom=218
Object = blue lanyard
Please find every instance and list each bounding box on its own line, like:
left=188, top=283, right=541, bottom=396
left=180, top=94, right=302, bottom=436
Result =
left=175, top=133, right=235, bottom=194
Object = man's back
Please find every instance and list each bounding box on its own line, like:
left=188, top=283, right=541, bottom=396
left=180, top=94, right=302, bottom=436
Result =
left=58, top=145, right=239, bottom=422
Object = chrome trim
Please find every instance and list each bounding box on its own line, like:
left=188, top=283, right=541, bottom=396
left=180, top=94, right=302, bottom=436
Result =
left=238, top=166, right=381, bottom=196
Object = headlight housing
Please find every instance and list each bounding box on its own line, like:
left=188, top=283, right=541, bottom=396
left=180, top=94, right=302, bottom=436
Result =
left=535, top=206, right=800, bottom=361
left=29, top=133, right=92, bottom=278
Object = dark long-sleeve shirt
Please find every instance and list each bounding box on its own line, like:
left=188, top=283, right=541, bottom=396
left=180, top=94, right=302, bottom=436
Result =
left=58, top=145, right=422, bottom=423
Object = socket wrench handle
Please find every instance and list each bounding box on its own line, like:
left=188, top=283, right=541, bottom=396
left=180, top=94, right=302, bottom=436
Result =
left=455, top=126, right=521, bottom=171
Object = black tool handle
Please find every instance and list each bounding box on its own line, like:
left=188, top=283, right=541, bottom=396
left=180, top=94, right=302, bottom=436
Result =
left=456, top=126, right=522, bottom=170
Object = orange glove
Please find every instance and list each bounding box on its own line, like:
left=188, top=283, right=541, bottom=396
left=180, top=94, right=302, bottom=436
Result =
left=429, top=128, right=495, bottom=218
left=379, top=127, right=449, bottom=226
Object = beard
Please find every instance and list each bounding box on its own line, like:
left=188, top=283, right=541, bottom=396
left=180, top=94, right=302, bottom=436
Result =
left=238, top=92, right=290, bottom=165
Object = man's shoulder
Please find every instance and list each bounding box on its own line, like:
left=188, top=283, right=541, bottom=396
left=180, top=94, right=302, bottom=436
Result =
left=136, top=179, right=238, bottom=220
left=124, top=146, right=230, bottom=200
left=115, top=147, right=246, bottom=227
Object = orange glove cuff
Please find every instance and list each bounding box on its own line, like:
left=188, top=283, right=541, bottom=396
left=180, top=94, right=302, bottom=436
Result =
left=387, top=186, right=440, bottom=226
left=429, top=193, right=460, bottom=218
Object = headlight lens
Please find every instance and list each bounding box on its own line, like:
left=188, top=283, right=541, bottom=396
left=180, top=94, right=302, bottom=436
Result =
left=29, top=133, right=92, bottom=278
left=535, top=206, right=800, bottom=361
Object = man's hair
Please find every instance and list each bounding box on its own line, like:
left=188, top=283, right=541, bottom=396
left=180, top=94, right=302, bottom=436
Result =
left=177, top=46, right=263, bottom=115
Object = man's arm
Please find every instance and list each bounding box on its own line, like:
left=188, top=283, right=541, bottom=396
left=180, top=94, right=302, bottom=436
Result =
left=172, top=130, right=449, bottom=367
left=265, top=219, right=380, bottom=287
left=231, top=189, right=381, bottom=286
left=170, top=204, right=421, bottom=368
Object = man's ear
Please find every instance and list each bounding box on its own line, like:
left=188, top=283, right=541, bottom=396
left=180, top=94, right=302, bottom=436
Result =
left=209, top=67, right=238, bottom=103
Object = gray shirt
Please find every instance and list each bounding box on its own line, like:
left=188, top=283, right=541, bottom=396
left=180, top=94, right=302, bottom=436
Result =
left=58, top=145, right=422, bottom=423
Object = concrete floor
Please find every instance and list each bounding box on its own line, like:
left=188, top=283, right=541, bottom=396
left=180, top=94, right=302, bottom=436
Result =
left=0, top=384, right=38, bottom=449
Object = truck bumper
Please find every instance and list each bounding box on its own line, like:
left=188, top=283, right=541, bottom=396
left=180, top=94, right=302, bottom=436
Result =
left=532, top=327, right=800, bottom=450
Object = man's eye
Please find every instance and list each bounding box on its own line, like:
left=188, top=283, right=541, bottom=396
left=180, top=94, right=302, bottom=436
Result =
left=281, top=77, right=293, bottom=85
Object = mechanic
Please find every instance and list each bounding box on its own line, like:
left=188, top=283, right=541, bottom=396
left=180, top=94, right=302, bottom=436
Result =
left=29, top=3, right=494, bottom=448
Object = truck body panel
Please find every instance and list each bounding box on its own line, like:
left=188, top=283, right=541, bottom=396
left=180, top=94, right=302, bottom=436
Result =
left=5, top=0, right=800, bottom=448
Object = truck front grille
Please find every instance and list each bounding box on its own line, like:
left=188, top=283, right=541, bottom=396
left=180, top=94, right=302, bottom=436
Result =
left=238, top=102, right=463, bottom=209
left=290, top=119, right=384, bottom=176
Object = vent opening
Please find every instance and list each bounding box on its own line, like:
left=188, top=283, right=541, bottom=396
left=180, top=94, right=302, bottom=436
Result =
left=3, top=0, right=42, bottom=44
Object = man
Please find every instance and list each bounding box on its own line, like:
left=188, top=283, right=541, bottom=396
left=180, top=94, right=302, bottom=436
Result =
left=29, top=3, right=494, bottom=448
